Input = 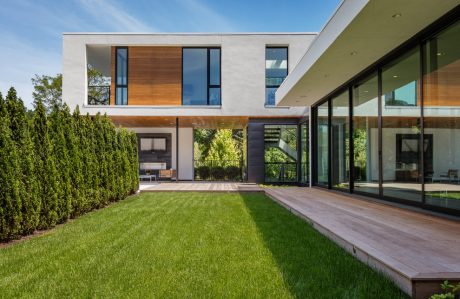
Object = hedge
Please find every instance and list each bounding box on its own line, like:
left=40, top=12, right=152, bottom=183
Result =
left=0, top=87, right=139, bottom=241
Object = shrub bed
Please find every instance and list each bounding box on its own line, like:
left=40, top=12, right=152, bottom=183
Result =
left=0, top=88, right=139, bottom=241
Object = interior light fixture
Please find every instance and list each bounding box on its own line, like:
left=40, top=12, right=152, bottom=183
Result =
left=437, top=52, right=445, bottom=56
left=393, top=75, right=399, bottom=78
left=392, top=13, right=402, bottom=18
left=350, top=51, right=357, bottom=56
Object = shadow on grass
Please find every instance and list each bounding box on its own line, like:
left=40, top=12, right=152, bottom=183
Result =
left=240, top=193, right=408, bottom=299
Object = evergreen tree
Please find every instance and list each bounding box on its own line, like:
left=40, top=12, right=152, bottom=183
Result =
left=70, top=106, right=85, bottom=215
left=33, top=99, right=59, bottom=228
left=0, top=92, right=22, bottom=240
left=49, top=103, right=72, bottom=222
left=5, top=88, right=40, bottom=233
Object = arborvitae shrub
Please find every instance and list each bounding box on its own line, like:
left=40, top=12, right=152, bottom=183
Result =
left=0, top=89, right=139, bottom=242
left=33, top=99, right=59, bottom=228
left=0, top=92, right=22, bottom=240
left=5, top=88, right=40, bottom=234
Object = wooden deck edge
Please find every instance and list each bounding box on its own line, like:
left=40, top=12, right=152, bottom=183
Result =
left=264, top=190, right=414, bottom=297
left=140, top=189, right=264, bottom=193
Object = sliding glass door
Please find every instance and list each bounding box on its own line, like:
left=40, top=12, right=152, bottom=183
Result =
left=316, top=102, right=329, bottom=186
left=331, top=90, right=350, bottom=189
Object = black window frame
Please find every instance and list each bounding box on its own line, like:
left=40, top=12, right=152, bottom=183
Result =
left=310, top=6, right=460, bottom=217
left=114, top=46, right=128, bottom=105
left=265, top=46, right=289, bottom=106
left=181, top=47, right=221, bottom=106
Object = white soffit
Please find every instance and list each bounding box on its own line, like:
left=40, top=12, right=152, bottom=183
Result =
left=276, top=0, right=460, bottom=107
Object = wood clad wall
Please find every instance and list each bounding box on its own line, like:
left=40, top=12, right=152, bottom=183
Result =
left=128, top=46, right=182, bottom=105
left=110, top=47, right=116, bottom=105
left=110, top=46, right=182, bottom=105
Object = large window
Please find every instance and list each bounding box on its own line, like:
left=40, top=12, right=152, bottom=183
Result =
left=352, top=73, right=379, bottom=195
left=115, top=47, right=128, bottom=105
left=424, top=20, right=460, bottom=210
left=182, top=48, right=221, bottom=106
left=311, top=15, right=460, bottom=214
left=265, top=47, right=288, bottom=105
left=316, top=102, right=329, bottom=186
left=381, top=47, right=422, bottom=202
left=264, top=125, right=298, bottom=183
left=300, top=121, right=309, bottom=184
left=331, top=90, right=350, bottom=189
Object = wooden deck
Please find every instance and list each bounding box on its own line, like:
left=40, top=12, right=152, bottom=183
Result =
left=264, top=187, right=460, bottom=299
left=139, top=182, right=263, bottom=192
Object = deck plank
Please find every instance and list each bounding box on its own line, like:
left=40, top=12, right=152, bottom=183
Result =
left=264, top=187, right=460, bottom=298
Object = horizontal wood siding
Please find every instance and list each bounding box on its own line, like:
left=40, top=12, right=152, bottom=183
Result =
left=110, top=46, right=116, bottom=105
left=127, top=46, right=182, bottom=106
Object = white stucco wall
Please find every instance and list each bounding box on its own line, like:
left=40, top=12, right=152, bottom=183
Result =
left=62, top=33, right=315, bottom=118
left=127, top=127, right=194, bottom=180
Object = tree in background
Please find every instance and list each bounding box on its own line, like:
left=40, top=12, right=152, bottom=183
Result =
left=205, top=129, right=241, bottom=167
left=32, top=74, right=62, bottom=112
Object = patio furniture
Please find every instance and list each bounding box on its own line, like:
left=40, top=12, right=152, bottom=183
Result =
left=139, top=174, right=156, bottom=181
left=159, top=169, right=177, bottom=181
left=432, top=169, right=459, bottom=183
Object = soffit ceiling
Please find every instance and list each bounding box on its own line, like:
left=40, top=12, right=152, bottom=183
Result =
left=277, top=0, right=460, bottom=107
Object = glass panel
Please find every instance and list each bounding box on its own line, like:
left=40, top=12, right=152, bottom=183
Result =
left=264, top=125, right=298, bottom=183
left=265, top=47, right=288, bottom=105
left=209, top=88, right=221, bottom=105
left=331, top=90, right=349, bottom=189
left=210, top=49, right=220, bottom=86
left=183, top=49, right=208, bottom=105
left=116, top=48, right=127, bottom=86
left=265, top=87, right=277, bottom=106
left=316, top=102, right=329, bottom=186
left=424, top=20, right=460, bottom=210
left=266, top=48, right=288, bottom=81
left=381, top=47, right=422, bottom=202
left=300, top=121, right=309, bottom=184
left=116, top=87, right=127, bottom=105
left=352, top=73, right=379, bottom=195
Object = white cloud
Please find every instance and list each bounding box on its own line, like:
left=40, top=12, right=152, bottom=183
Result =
left=77, top=0, right=157, bottom=32
left=178, top=0, right=237, bottom=32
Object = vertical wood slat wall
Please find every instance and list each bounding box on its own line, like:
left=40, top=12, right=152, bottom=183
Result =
left=110, top=46, right=182, bottom=106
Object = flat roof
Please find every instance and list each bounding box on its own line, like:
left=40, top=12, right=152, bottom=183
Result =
left=276, top=0, right=460, bottom=107
left=62, top=32, right=317, bottom=36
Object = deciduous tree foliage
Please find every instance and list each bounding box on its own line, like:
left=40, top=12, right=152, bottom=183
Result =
left=0, top=87, right=139, bottom=242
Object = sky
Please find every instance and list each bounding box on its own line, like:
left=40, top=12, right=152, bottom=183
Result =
left=0, top=0, right=341, bottom=107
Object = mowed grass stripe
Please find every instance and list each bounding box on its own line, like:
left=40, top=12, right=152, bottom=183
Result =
left=0, top=192, right=408, bottom=298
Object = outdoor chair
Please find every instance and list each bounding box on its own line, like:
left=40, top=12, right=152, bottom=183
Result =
left=432, top=169, right=459, bottom=183
left=159, top=169, right=177, bottom=181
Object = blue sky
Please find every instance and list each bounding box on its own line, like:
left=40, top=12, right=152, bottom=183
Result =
left=0, top=0, right=340, bottom=107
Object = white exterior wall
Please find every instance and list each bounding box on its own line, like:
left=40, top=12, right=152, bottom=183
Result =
left=62, top=33, right=314, bottom=117
left=127, top=127, right=194, bottom=180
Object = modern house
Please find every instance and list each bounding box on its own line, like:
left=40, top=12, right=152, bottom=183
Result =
left=62, top=1, right=460, bottom=215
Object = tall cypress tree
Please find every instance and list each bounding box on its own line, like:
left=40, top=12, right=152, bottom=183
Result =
left=0, top=92, right=22, bottom=240
left=5, top=88, right=40, bottom=234
left=70, top=106, right=85, bottom=215
left=49, top=103, right=72, bottom=222
left=33, top=99, right=59, bottom=228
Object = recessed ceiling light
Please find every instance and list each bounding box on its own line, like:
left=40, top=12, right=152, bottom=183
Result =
left=350, top=51, right=357, bottom=56
left=437, top=52, right=444, bottom=56
left=392, top=13, right=402, bottom=18
left=393, top=75, right=399, bottom=78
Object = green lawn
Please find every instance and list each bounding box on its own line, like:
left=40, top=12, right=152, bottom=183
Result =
left=0, top=192, right=408, bottom=298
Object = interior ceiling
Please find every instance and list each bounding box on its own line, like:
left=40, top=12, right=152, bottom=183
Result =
left=277, top=0, right=459, bottom=107
left=87, top=45, right=111, bottom=76
left=109, top=116, right=251, bottom=129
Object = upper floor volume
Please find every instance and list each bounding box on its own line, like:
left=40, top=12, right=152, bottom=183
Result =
left=62, top=33, right=315, bottom=117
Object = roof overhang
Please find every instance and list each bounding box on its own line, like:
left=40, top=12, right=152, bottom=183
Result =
left=276, top=0, right=460, bottom=107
